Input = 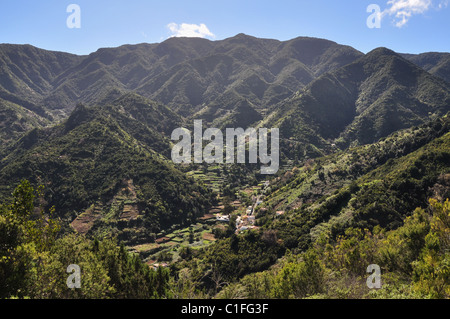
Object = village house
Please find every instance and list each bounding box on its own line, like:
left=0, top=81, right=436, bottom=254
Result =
left=216, top=214, right=230, bottom=222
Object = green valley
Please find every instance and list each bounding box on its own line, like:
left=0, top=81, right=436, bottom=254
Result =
left=0, top=33, right=449, bottom=300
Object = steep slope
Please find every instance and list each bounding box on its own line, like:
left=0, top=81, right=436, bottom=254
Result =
left=265, top=47, right=450, bottom=159
left=1, top=35, right=363, bottom=126
left=0, top=44, right=83, bottom=103
left=259, top=114, right=450, bottom=250
left=0, top=96, right=213, bottom=243
left=0, top=44, right=84, bottom=122
left=193, top=92, right=263, bottom=129
left=38, top=37, right=236, bottom=116
left=0, top=97, right=50, bottom=146
left=136, top=34, right=363, bottom=120
left=169, top=115, right=450, bottom=292
left=105, top=92, right=183, bottom=136
left=272, top=36, right=364, bottom=77
left=403, top=52, right=450, bottom=83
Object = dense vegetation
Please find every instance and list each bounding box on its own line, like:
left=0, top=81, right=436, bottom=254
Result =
left=0, top=34, right=449, bottom=299
left=2, top=179, right=447, bottom=299
left=157, top=116, right=449, bottom=298
left=216, top=198, right=449, bottom=299
left=0, top=180, right=171, bottom=299
left=0, top=35, right=364, bottom=129
left=0, top=97, right=214, bottom=245
left=402, top=52, right=450, bottom=83
left=260, top=115, right=450, bottom=252
left=263, top=48, right=450, bottom=160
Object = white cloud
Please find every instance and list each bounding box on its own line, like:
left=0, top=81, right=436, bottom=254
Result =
left=167, top=23, right=215, bottom=39
left=383, top=0, right=432, bottom=27
left=438, top=0, right=449, bottom=8
left=382, top=0, right=448, bottom=27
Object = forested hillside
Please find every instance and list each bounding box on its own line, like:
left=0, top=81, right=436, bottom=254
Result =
left=0, top=34, right=449, bottom=299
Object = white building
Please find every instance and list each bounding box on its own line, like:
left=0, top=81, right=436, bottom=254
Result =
left=216, top=214, right=230, bottom=222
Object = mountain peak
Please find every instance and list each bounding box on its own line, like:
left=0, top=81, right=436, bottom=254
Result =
left=223, top=33, right=277, bottom=45
left=234, top=33, right=252, bottom=38
left=65, top=103, right=91, bottom=132
left=366, top=47, right=398, bottom=58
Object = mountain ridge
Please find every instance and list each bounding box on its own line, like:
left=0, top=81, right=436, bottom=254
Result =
left=2, top=35, right=448, bottom=139
left=0, top=34, right=364, bottom=122
left=0, top=93, right=213, bottom=243
left=1, top=34, right=450, bottom=299
left=264, top=45, right=450, bottom=159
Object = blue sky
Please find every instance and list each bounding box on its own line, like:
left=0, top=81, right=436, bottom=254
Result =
left=1, top=0, right=449, bottom=55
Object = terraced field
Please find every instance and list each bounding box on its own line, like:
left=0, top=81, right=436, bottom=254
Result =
left=186, top=166, right=225, bottom=193
left=132, top=220, right=220, bottom=266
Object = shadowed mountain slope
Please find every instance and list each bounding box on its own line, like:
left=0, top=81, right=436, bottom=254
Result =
left=264, top=47, right=450, bottom=159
